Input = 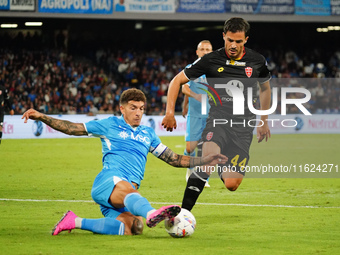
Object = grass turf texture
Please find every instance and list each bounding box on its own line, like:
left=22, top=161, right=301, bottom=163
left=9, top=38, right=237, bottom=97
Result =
left=0, top=134, right=339, bottom=255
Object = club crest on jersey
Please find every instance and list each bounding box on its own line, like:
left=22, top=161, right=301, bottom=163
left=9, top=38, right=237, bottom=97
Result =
left=245, top=67, right=252, bottom=78
left=206, top=132, right=213, bottom=141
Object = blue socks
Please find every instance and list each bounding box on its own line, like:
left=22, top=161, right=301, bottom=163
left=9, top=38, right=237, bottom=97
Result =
left=124, top=193, right=154, bottom=219
left=81, top=218, right=125, bottom=235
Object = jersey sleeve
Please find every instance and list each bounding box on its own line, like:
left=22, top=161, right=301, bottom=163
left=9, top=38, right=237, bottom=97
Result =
left=84, top=117, right=112, bottom=137
left=184, top=56, right=209, bottom=80
left=148, top=129, right=167, bottom=158
left=258, top=57, right=271, bottom=84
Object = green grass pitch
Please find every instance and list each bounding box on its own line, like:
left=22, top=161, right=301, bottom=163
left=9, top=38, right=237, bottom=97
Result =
left=0, top=134, right=339, bottom=255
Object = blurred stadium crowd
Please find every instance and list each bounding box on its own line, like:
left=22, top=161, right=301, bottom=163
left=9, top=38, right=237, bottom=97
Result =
left=1, top=30, right=339, bottom=116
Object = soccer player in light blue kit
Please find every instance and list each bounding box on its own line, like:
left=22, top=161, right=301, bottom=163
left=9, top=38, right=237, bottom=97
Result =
left=22, top=88, right=227, bottom=236
left=182, top=40, right=212, bottom=186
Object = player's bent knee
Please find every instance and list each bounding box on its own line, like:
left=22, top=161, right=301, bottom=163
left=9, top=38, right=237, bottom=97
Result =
left=118, top=213, right=144, bottom=235
left=131, top=217, right=144, bottom=235
left=224, top=179, right=242, bottom=191
left=186, top=146, right=193, bottom=154
left=225, top=183, right=239, bottom=191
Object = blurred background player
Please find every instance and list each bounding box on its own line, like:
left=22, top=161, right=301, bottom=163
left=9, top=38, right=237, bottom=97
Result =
left=162, top=17, right=272, bottom=211
left=182, top=40, right=213, bottom=187
left=0, top=85, right=14, bottom=145
left=22, top=88, right=227, bottom=235
left=115, top=0, right=126, bottom=12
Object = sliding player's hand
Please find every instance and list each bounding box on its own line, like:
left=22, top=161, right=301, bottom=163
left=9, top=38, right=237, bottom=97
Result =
left=22, top=109, right=43, bottom=123
left=202, top=153, right=228, bottom=165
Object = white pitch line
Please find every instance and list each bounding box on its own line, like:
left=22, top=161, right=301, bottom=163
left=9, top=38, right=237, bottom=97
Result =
left=0, top=198, right=339, bottom=209
left=0, top=198, right=94, bottom=203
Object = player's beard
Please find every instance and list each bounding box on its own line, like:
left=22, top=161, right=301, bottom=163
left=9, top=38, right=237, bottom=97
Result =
left=228, top=48, right=239, bottom=59
left=132, top=119, right=141, bottom=127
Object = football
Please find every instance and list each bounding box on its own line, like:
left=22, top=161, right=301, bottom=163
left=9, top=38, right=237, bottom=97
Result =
left=164, top=208, right=196, bottom=238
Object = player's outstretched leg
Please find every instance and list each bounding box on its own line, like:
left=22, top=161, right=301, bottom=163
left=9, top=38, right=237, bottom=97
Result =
left=52, top=210, right=77, bottom=235
left=146, top=205, right=181, bottom=228
left=52, top=210, right=126, bottom=235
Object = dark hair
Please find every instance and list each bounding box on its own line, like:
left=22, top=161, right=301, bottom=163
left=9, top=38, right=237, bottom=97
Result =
left=223, top=17, right=250, bottom=37
left=119, top=88, right=146, bottom=105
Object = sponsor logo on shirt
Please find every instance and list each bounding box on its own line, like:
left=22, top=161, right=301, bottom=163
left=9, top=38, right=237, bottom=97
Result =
left=226, top=60, right=246, bottom=66
left=131, top=133, right=150, bottom=144
left=119, top=131, right=150, bottom=144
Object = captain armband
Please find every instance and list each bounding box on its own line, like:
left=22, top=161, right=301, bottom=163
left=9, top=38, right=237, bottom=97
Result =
left=150, top=143, right=167, bottom=158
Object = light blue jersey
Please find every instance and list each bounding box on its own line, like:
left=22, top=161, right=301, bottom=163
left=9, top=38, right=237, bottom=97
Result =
left=185, top=73, right=210, bottom=142
left=84, top=116, right=166, bottom=186
left=187, top=75, right=210, bottom=118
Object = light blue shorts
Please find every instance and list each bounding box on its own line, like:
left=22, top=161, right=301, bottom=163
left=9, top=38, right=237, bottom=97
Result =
left=185, top=115, right=208, bottom=142
left=91, top=170, right=137, bottom=219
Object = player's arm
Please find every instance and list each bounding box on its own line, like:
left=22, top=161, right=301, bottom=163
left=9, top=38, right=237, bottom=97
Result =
left=182, top=94, right=188, bottom=118
left=22, top=108, right=87, bottom=136
left=162, top=71, right=189, bottom=131
left=182, top=84, right=202, bottom=102
left=157, top=147, right=228, bottom=168
left=257, top=80, right=271, bottom=143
